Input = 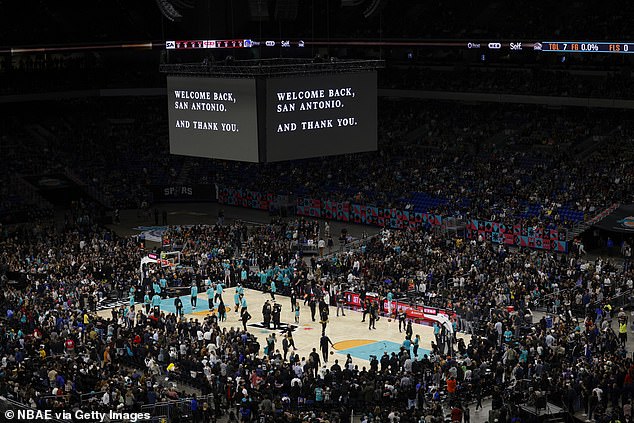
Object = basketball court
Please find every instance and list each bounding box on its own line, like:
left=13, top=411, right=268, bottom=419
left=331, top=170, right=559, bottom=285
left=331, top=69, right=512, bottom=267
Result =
left=99, top=287, right=462, bottom=367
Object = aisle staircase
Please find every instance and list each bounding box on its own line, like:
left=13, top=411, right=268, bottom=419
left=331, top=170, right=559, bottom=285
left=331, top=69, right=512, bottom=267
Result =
left=566, top=202, right=620, bottom=241
left=175, top=158, right=195, bottom=185
left=574, top=129, right=617, bottom=159
left=63, top=167, right=113, bottom=209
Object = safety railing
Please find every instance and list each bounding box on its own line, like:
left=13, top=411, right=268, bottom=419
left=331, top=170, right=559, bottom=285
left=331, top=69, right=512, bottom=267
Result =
left=0, top=395, right=69, bottom=423
left=140, top=394, right=216, bottom=422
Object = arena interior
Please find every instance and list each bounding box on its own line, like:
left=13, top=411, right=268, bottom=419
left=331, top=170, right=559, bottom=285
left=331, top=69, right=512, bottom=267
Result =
left=2, top=1, right=634, bottom=423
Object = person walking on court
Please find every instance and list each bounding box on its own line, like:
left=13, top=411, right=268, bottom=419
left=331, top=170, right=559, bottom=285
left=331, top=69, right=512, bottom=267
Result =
left=309, top=297, right=317, bottom=322
left=215, top=281, right=224, bottom=303
left=369, top=303, right=378, bottom=330
left=190, top=282, right=198, bottom=309
left=362, top=299, right=370, bottom=322
left=144, top=291, right=151, bottom=314
left=282, top=335, right=290, bottom=361
left=270, top=280, right=276, bottom=300
left=336, top=291, right=346, bottom=317
left=174, top=296, right=183, bottom=318
left=320, top=333, right=334, bottom=362
left=286, top=327, right=297, bottom=350
left=218, top=301, right=227, bottom=321
left=241, top=308, right=251, bottom=331
left=272, top=302, right=282, bottom=329
left=413, top=334, right=421, bottom=358
left=405, top=321, right=413, bottom=339
left=475, top=383, right=483, bottom=411
left=234, top=288, right=241, bottom=313
left=398, top=308, right=407, bottom=332
left=206, top=284, right=215, bottom=311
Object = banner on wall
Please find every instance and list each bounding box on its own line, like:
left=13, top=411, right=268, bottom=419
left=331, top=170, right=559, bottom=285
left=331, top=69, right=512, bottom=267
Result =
left=296, top=198, right=322, bottom=218
left=466, top=219, right=568, bottom=252
left=322, top=200, right=350, bottom=222
left=220, top=187, right=568, bottom=253
left=350, top=205, right=442, bottom=229
left=218, top=186, right=274, bottom=210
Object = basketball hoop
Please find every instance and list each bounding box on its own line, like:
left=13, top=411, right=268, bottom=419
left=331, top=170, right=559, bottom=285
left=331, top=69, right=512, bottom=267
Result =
left=157, top=258, right=176, bottom=267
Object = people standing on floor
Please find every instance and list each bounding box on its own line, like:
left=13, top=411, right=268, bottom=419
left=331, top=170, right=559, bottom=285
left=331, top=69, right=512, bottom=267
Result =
left=190, top=282, right=198, bottom=309
left=240, top=293, right=248, bottom=314
left=463, top=404, right=470, bottom=423
left=265, top=333, right=276, bottom=358
left=318, top=238, right=325, bottom=257
left=241, top=308, right=251, bottom=331
left=215, top=281, right=224, bottom=303
left=217, top=300, right=226, bottom=321
left=174, top=296, right=183, bottom=317
left=406, top=321, right=413, bottom=339
left=309, top=297, right=317, bottom=321
left=286, top=327, right=297, bottom=350
left=362, top=299, right=370, bottom=322
left=151, top=292, right=161, bottom=312
left=336, top=291, right=346, bottom=317
left=223, top=260, right=231, bottom=287
left=399, top=308, right=407, bottom=332
left=369, top=303, right=378, bottom=330
left=270, top=280, right=276, bottom=300
left=413, top=334, right=421, bottom=358
left=262, top=300, right=272, bottom=329
left=290, top=289, right=297, bottom=311
left=309, top=348, right=321, bottom=378
left=475, top=383, right=483, bottom=411
left=128, top=286, right=136, bottom=307
left=320, top=333, right=334, bottom=362
left=318, top=297, right=330, bottom=334
left=206, top=284, right=214, bottom=311
left=144, top=291, right=151, bottom=314
left=272, top=302, right=282, bottom=329
left=234, top=288, right=241, bottom=313
left=433, top=321, right=441, bottom=344
left=282, top=335, right=290, bottom=361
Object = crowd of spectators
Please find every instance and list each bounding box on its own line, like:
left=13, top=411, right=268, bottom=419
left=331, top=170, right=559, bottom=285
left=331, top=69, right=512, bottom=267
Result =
left=4, top=2, right=634, bottom=422
left=3, top=204, right=634, bottom=422
left=1, top=99, right=176, bottom=211
left=3, top=98, right=634, bottom=230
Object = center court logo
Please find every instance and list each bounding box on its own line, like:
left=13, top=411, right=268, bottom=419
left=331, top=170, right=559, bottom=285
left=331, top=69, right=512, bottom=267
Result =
left=617, top=216, right=634, bottom=228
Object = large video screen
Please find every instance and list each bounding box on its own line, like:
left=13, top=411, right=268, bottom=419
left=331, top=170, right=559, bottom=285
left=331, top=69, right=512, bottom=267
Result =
left=265, top=72, right=377, bottom=161
left=167, top=76, right=259, bottom=162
